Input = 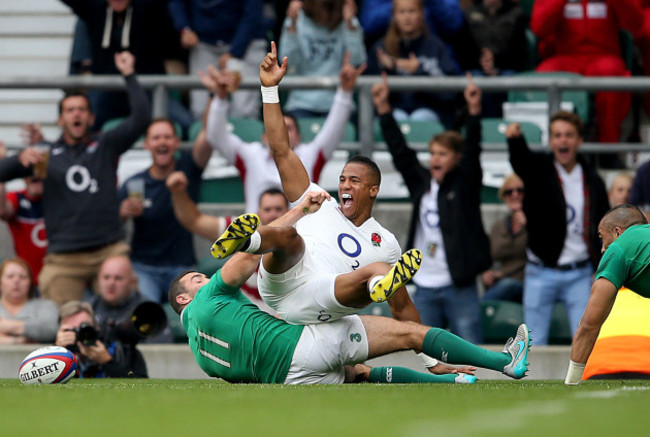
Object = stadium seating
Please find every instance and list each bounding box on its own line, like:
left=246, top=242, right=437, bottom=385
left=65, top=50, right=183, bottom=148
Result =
left=481, top=299, right=572, bottom=345
left=619, top=30, right=636, bottom=72
left=374, top=119, right=446, bottom=143
left=189, top=118, right=265, bottom=143
left=525, top=28, right=539, bottom=71
left=188, top=120, right=203, bottom=142
left=198, top=176, right=244, bottom=203
left=507, top=72, right=590, bottom=123
left=481, top=299, right=523, bottom=344
left=297, top=117, right=357, bottom=143
left=549, top=302, right=572, bottom=344
left=480, top=118, right=543, bottom=144
left=101, top=117, right=182, bottom=139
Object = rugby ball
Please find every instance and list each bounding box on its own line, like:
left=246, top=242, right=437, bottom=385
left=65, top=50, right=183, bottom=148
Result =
left=18, top=346, right=77, bottom=385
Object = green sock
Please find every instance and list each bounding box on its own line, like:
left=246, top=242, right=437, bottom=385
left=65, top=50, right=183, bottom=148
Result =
left=422, top=328, right=510, bottom=372
left=368, top=366, right=458, bottom=384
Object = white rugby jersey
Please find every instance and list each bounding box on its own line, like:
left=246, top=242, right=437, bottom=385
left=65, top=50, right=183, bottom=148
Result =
left=294, top=183, right=402, bottom=273
left=206, top=89, right=353, bottom=213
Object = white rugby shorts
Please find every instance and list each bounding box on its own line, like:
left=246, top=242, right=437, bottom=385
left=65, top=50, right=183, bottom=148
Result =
left=258, top=241, right=358, bottom=324
left=284, top=315, right=369, bottom=385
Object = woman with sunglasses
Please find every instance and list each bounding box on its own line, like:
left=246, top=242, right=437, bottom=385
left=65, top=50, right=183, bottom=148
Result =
left=481, top=174, right=527, bottom=303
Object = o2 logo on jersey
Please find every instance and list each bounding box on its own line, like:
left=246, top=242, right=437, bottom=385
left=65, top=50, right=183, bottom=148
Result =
left=66, top=165, right=98, bottom=193
left=337, top=233, right=361, bottom=258
left=317, top=310, right=332, bottom=322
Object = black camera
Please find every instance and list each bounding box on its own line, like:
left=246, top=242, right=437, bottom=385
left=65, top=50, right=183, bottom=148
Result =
left=104, top=302, right=168, bottom=345
left=65, top=322, right=99, bottom=352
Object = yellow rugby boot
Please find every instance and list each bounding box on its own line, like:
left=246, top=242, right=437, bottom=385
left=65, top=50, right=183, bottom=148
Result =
left=370, top=248, right=423, bottom=303
left=210, top=213, right=260, bottom=259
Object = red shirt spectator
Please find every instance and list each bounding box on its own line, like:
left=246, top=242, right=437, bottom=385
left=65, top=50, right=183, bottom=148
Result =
left=530, top=0, right=644, bottom=143
left=3, top=182, right=47, bottom=283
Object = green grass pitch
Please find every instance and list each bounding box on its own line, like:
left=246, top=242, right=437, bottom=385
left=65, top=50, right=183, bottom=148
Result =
left=1, top=379, right=648, bottom=436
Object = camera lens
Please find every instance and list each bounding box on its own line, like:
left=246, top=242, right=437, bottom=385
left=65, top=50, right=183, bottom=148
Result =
left=77, top=322, right=99, bottom=346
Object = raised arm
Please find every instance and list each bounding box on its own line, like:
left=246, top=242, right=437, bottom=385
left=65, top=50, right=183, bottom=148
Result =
left=166, top=171, right=227, bottom=241
left=100, top=52, right=151, bottom=155
left=506, top=123, right=535, bottom=176
left=260, top=42, right=310, bottom=202
left=457, top=73, right=483, bottom=187
left=191, top=128, right=212, bottom=169
left=371, top=73, right=429, bottom=195
left=268, top=190, right=330, bottom=227
left=202, top=66, right=249, bottom=164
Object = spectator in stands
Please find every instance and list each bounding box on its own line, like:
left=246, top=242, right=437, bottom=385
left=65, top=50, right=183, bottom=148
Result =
left=0, top=258, right=58, bottom=344
left=166, top=171, right=288, bottom=312
left=506, top=111, right=609, bottom=345
left=0, top=141, right=47, bottom=284
left=629, top=160, right=650, bottom=217
left=481, top=174, right=527, bottom=303
left=360, top=0, right=464, bottom=58
left=118, top=118, right=212, bottom=303
left=55, top=300, right=148, bottom=378
left=168, top=0, right=268, bottom=120
left=61, top=0, right=192, bottom=132
left=279, top=0, right=366, bottom=118
left=608, top=172, right=633, bottom=207
left=202, top=57, right=361, bottom=213
left=530, top=0, right=644, bottom=144
left=464, top=0, right=528, bottom=117
left=635, top=1, right=650, bottom=117
left=371, top=73, right=489, bottom=344
left=367, top=0, right=460, bottom=126
left=68, top=19, right=93, bottom=76
left=0, top=52, right=150, bottom=307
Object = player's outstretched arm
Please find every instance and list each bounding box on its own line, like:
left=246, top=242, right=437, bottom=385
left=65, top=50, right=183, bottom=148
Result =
left=565, top=278, right=618, bottom=385
left=268, top=190, right=331, bottom=227
left=260, top=41, right=310, bottom=202
left=166, top=171, right=224, bottom=241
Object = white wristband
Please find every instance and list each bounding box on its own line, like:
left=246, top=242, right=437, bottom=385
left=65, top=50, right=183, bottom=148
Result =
left=564, top=360, right=585, bottom=385
left=418, top=352, right=439, bottom=369
left=261, top=85, right=279, bottom=104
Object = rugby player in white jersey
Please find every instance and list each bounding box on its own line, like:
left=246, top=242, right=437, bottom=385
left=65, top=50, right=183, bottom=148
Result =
left=220, top=41, right=423, bottom=327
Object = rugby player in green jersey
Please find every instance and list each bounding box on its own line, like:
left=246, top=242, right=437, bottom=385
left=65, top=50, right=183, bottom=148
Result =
left=566, top=204, right=649, bottom=384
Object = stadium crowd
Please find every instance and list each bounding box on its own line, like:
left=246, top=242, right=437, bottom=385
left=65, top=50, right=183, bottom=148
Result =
left=1, top=0, right=650, bottom=383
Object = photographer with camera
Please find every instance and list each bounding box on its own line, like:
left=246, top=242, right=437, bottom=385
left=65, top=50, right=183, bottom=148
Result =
left=55, top=301, right=148, bottom=378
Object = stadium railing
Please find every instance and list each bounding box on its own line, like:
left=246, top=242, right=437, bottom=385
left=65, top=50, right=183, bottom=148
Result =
left=3, top=74, right=650, bottom=157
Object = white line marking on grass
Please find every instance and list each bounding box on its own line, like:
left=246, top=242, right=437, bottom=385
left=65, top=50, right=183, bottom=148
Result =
left=575, top=386, right=650, bottom=399
left=406, top=401, right=565, bottom=437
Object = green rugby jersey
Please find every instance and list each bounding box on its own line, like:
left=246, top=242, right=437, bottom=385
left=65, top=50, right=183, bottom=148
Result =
left=182, top=271, right=304, bottom=383
left=596, top=224, right=650, bottom=297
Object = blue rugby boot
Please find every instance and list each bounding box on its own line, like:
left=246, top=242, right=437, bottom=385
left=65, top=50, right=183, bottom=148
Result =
left=502, top=323, right=531, bottom=379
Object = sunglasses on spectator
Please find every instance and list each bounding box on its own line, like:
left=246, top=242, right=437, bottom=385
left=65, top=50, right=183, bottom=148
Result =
left=504, top=187, right=524, bottom=196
